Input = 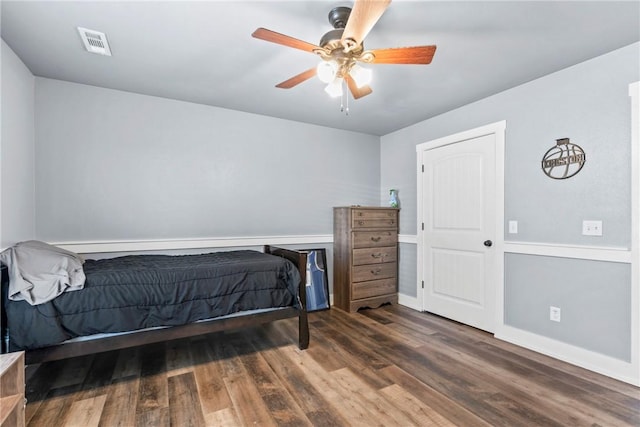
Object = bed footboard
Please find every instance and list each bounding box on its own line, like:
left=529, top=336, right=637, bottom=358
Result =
left=264, top=245, right=309, bottom=349
left=1, top=265, right=9, bottom=354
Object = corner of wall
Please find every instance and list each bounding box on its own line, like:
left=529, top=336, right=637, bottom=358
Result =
left=1, top=39, right=37, bottom=249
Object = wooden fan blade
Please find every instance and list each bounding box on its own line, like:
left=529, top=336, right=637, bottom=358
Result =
left=345, top=74, right=373, bottom=99
left=371, top=45, right=437, bottom=64
left=341, top=0, right=391, bottom=50
left=252, top=28, right=321, bottom=53
left=276, top=68, right=317, bottom=89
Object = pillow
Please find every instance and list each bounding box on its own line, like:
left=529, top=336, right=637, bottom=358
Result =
left=0, top=240, right=86, bottom=305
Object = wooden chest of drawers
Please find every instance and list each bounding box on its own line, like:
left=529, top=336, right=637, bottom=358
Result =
left=333, top=206, right=399, bottom=312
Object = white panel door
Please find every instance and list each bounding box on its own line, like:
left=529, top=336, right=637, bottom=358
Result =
left=421, top=133, right=497, bottom=332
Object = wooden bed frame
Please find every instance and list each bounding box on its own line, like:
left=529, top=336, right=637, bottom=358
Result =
left=1, top=245, right=309, bottom=365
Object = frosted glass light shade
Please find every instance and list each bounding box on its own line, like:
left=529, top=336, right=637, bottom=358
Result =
left=350, top=64, right=372, bottom=88
left=324, top=78, right=343, bottom=97
left=317, top=60, right=338, bottom=84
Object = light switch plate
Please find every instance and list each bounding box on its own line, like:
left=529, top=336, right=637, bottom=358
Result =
left=508, top=220, right=518, bottom=234
left=582, top=220, right=603, bottom=236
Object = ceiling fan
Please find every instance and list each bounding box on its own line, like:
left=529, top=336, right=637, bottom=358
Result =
left=252, top=0, right=437, bottom=100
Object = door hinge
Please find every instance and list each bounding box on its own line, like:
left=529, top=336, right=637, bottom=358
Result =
left=421, top=280, right=424, bottom=289
left=422, top=164, right=424, bottom=172
left=421, top=223, right=424, bottom=230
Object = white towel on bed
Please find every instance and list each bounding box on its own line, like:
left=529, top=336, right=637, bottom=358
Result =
left=0, top=240, right=86, bottom=305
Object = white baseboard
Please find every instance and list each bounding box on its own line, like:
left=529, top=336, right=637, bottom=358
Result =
left=398, top=293, right=421, bottom=311
left=496, top=324, right=639, bottom=386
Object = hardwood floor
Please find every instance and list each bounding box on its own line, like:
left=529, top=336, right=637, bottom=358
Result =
left=24, top=305, right=640, bottom=426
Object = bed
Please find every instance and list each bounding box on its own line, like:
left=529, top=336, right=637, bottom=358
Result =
left=0, top=243, right=309, bottom=364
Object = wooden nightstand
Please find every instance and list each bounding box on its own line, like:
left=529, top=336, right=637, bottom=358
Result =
left=0, top=352, right=25, bottom=427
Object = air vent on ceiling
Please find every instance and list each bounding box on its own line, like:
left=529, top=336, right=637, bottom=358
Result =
left=77, top=27, right=112, bottom=56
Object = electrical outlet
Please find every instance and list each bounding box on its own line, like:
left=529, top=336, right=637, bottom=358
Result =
left=508, top=220, right=518, bottom=234
left=582, top=220, right=603, bottom=236
left=550, top=306, right=561, bottom=322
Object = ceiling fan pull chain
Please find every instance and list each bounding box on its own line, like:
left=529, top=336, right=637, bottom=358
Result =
left=344, top=80, right=349, bottom=116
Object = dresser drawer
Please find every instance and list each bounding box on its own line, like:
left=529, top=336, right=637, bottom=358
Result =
left=352, top=246, right=397, bottom=266
left=352, top=262, right=396, bottom=282
left=352, top=231, right=397, bottom=248
left=352, top=278, right=397, bottom=300
left=352, top=209, right=398, bottom=229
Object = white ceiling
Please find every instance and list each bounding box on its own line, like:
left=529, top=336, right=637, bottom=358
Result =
left=2, top=1, right=639, bottom=136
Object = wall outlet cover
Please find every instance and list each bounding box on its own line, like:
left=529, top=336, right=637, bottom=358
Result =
left=582, top=220, right=603, bottom=236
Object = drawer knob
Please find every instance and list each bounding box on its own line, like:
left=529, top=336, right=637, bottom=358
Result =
left=371, top=236, right=381, bottom=242
left=358, top=220, right=365, bottom=225
left=371, top=253, right=382, bottom=258
left=371, top=269, right=382, bottom=275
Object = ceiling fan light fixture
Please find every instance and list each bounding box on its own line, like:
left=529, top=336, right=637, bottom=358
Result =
left=317, top=60, right=338, bottom=83
left=350, top=64, right=372, bottom=88
left=252, top=1, right=436, bottom=103
left=325, top=78, right=344, bottom=97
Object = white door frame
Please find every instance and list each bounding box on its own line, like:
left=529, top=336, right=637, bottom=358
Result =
left=630, top=81, right=640, bottom=385
left=416, top=120, right=506, bottom=330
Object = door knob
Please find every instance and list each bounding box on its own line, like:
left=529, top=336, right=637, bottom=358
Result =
left=484, top=240, right=493, bottom=247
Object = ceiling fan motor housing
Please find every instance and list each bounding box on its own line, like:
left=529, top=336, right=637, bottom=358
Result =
left=328, top=7, right=351, bottom=29
left=319, top=6, right=365, bottom=56
left=320, top=7, right=352, bottom=49
left=319, top=29, right=344, bottom=49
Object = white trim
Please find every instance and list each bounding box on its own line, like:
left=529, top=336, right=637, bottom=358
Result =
left=398, top=234, right=417, bottom=244
left=629, top=81, right=640, bottom=385
left=398, top=293, right=421, bottom=311
left=496, top=325, right=639, bottom=386
left=53, top=234, right=334, bottom=254
left=416, top=120, right=506, bottom=332
left=415, top=121, right=507, bottom=153
left=494, top=121, right=507, bottom=336
left=54, top=233, right=421, bottom=256
left=416, top=151, right=425, bottom=311
left=389, top=237, right=630, bottom=263
left=504, top=241, right=632, bottom=263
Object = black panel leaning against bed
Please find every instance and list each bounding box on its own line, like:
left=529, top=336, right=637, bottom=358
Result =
left=0, top=242, right=309, bottom=364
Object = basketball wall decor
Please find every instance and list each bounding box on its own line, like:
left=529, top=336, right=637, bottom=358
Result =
left=541, top=138, right=586, bottom=179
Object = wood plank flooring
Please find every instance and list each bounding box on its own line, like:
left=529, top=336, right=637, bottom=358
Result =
left=24, top=305, right=640, bottom=426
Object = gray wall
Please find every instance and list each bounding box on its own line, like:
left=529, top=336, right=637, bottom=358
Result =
left=34, top=78, right=380, bottom=242
left=505, top=254, right=630, bottom=361
left=382, top=42, right=638, bottom=246
left=380, top=42, right=639, bottom=360
left=1, top=40, right=35, bottom=248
